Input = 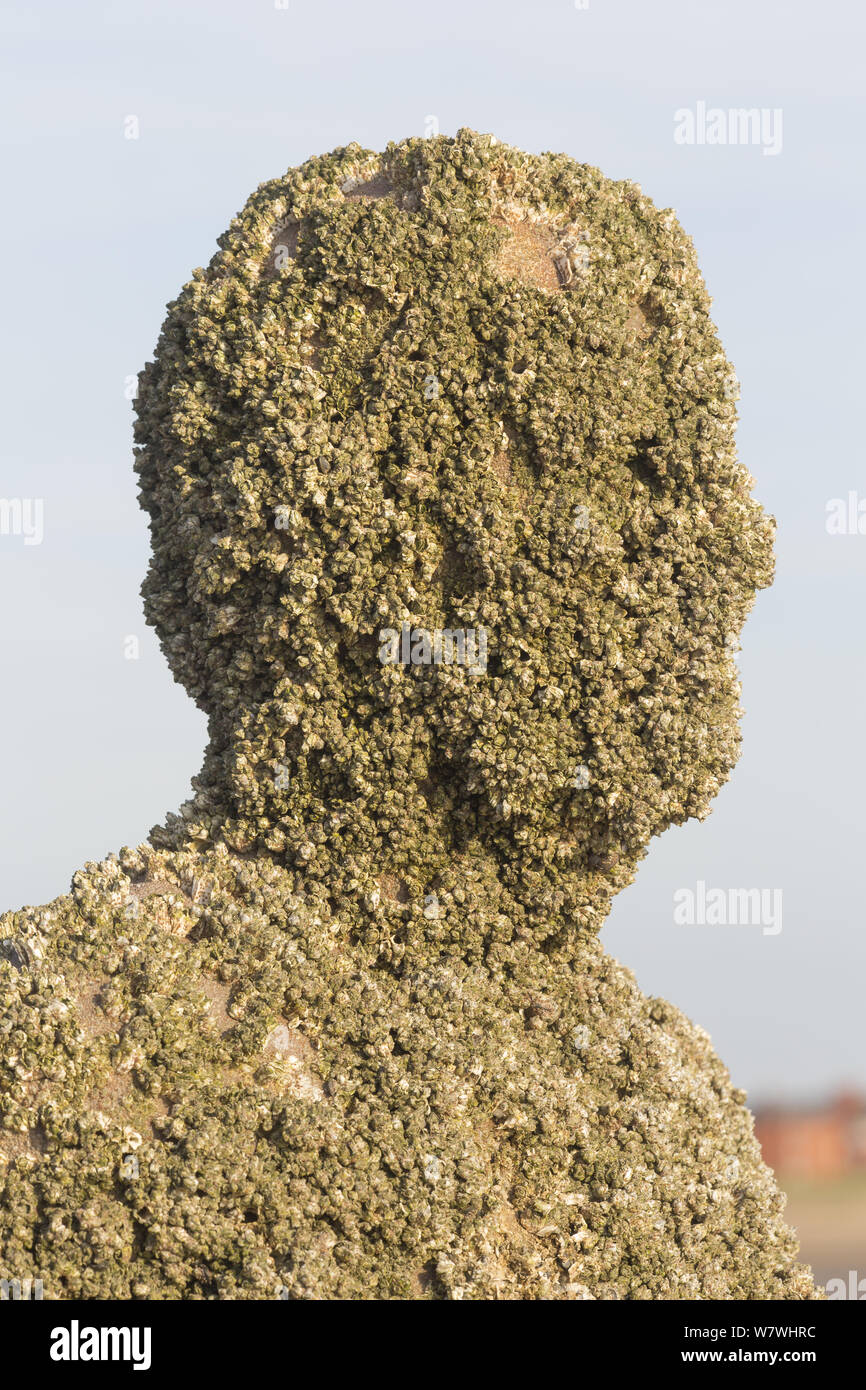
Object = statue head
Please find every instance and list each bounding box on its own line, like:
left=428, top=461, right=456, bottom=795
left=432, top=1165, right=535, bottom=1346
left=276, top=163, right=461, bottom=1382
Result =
left=134, top=130, right=772, bottom=931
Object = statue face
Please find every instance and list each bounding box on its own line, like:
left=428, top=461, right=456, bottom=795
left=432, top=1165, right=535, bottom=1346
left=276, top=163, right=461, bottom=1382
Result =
left=134, top=132, right=772, bottom=884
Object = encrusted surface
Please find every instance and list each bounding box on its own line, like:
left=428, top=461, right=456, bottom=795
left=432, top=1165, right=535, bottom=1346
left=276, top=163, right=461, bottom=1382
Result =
left=0, top=131, right=813, bottom=1299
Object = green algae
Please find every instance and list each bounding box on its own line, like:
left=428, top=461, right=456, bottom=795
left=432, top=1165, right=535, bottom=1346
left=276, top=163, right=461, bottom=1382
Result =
left=0, top=131, right=814, bottom=1299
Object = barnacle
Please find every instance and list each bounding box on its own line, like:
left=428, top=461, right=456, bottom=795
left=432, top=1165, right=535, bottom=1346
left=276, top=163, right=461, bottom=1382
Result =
left=0, top=131, right=813, bottom=1301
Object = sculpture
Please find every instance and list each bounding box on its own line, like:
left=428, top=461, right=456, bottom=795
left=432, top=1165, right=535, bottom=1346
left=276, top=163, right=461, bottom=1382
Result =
left=0, top=131, right=815, bottom=1299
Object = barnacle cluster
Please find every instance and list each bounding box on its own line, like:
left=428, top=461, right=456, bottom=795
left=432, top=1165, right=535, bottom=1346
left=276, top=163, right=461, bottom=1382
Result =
left=0, top=131, right=814, bottom=1299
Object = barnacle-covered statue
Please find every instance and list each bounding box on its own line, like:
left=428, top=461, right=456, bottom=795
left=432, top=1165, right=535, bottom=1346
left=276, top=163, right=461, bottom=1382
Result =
left=0, top=131, right=816, bottom=1299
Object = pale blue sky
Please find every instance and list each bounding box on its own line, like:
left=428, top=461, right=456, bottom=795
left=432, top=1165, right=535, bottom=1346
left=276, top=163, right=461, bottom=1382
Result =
left=1, top=0, right=863, bottom=1102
